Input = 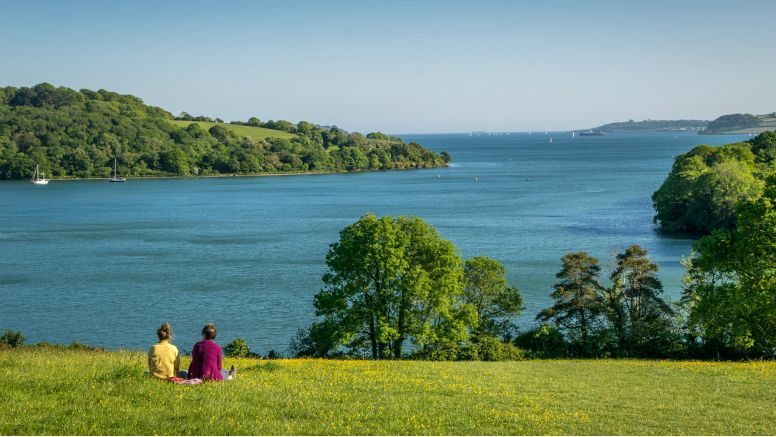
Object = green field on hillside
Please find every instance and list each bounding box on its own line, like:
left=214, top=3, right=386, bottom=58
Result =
left=701, top=113, right=776, bottom=134
left=1, top=348, right=774, bottom=435
left=723, top=114, right=776, bottom=134
left=169, top=120, right=297, bottom=140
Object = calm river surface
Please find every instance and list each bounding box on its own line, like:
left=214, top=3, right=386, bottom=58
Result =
left=0, top=132, right=748, bottom=352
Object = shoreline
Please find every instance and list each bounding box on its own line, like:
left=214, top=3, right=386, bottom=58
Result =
left=3, top=165, right=448, bottom=182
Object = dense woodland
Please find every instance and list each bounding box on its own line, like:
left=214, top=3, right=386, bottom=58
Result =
left=589, top=119, right=708, bottom=132
left=0, top=83, right=448, bottom=179
left=701, top=113, right=760, bottom=133
left=652, top=131, right=776, bottom=234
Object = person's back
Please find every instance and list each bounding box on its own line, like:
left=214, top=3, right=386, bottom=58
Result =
left=188, top=323, right=235, bottom=381
left=147, top=323, right=180, bottom=379
left=188, top=338, right=223, bottom=380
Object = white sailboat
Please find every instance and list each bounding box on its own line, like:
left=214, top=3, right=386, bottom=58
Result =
left=109, top=158, right=126, bottom=183
left=31, top=164, right=49, bottom=185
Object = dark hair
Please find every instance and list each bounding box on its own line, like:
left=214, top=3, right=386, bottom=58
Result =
left=157, top=322, right=173, bottom=341
left=202, top=323, right=217, bottom=340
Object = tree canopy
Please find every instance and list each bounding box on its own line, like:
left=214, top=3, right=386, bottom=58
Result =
left=531, top=245, right=682, bottom=358
left=652, top=133, right=775, bottom=234
left=462, top=256, right=523, bottom=339
left=0, top=83, right=448, bottom=179
left=536, top=252, right=605, bottom=344
left=308, top=214, right=474, bottom=359
left=683, top=176, right=776, bottom=357
left=296, top=215, right=524, bottom=360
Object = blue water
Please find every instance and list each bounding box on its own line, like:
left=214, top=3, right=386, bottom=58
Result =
left=0, top=131, right=748, bottom=352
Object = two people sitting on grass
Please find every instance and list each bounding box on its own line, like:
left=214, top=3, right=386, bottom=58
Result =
left=147, top=322, right=235, bottom=381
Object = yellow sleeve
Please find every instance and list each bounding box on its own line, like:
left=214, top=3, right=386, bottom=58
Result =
left=174, top=346, right=180, bottom=374
left=147, top=346, right=155, bottom=374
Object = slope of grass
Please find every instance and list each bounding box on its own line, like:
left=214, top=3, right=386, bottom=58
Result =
left=169, top=120, right=296, bottom=140
left=722, top=115, right=776, bottom=134
left=701, top=113, right=776, bottom=134
left=1, top=347, right=775, bottom=435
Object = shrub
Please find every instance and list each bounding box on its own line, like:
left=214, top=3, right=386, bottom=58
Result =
left=224, top=338, right=252, bottom=358
left=410, top=342, right=478, bottom=361
left=515, top=325, right=569, bottom=358
left=0, top=329, right=25, bottom=347
left=67, top=340, right=104, bottom=351
left=288, top=325, right=338, bottom=358
left=471, top=335, right=526, bottom=361
left=410, top=337, right=525, bottom=362
left=266, top=349, right=284, bottom=360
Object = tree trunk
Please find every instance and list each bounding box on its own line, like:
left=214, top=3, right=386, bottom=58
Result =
left=369, top=315, right=377, bottom=359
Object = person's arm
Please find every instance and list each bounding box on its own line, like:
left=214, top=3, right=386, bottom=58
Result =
left=188, top=343, right=199, bottom=377
left=217, top=346, right=223, bottom=371
left=147, top=347, right=154, bottom=374
left=174, top=348, right=180, bottom=375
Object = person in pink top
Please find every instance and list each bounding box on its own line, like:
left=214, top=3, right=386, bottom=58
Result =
left=187, top=323, right=236, bottom=381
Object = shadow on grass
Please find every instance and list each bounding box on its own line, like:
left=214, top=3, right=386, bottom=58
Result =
left=242, top=361, right=282, bottom=373
left=97, top=363, right=146, bottom=382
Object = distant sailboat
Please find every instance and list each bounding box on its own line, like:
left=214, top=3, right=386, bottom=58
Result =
left=109, top=158, right=126, bottom=183
left=549, top=137, right=553, bottom=143
left=572, top=131, right=575, bottom=138
left=31, top=164, right=49, bottom=185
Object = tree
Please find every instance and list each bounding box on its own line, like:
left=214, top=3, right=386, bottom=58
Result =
left=159, top=147, right=190, bottom=175
left=311, top=214, right=473, bottom=359
left=683, top=176, right=776, bottom=357
left=537, top=252, right=604, bottom=345
left=607, top=245, right=677, bottom=356
left=686, top=160, right=762, bottom=231
left=462, top=256, right=522, bottom=339
left=750, top=130, right=776, bottom=163
left=223, top=338, right=253, bottom=357
left=653, top=143, right=764, bottom=234
left=0, top=329, right=25, bottom=347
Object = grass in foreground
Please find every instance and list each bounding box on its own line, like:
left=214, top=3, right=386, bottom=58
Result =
left=1, top=347, right=775, bottom=435
left=168, top=120, right=297, bottom=140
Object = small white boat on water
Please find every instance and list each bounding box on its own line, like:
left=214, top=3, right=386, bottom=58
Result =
left=109, top=158, right=126, bottom=183
left=31, top=164, right=49, bottom=185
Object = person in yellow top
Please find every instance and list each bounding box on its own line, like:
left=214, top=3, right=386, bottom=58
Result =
left=148, top=322, right=180, bottom=379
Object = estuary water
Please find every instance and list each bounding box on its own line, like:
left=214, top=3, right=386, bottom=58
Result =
left=0, top=131, right=748, bottom=352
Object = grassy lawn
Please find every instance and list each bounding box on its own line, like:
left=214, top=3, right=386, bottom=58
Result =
left=1, top=348, right=774, bottom=435
left=168, top=120, right=296, bottom=140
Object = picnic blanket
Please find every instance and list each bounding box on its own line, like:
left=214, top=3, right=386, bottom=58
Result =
left=168, top=377, right=203, bottom=385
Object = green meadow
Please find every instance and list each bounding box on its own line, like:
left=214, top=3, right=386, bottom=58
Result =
left=1, top=347, right=774, bottom=435
left=168, top=120, right=297, bottom=140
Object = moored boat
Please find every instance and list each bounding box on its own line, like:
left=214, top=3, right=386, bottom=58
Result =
left=109, top=157, right=126, bottom=182
left=31, top=164, right=49, bottom=185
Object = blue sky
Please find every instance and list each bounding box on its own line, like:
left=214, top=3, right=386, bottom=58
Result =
left=2, top=0, right=775, bottom=133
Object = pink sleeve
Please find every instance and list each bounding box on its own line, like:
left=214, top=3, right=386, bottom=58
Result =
left=188, top=342, right=200, bottom=377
